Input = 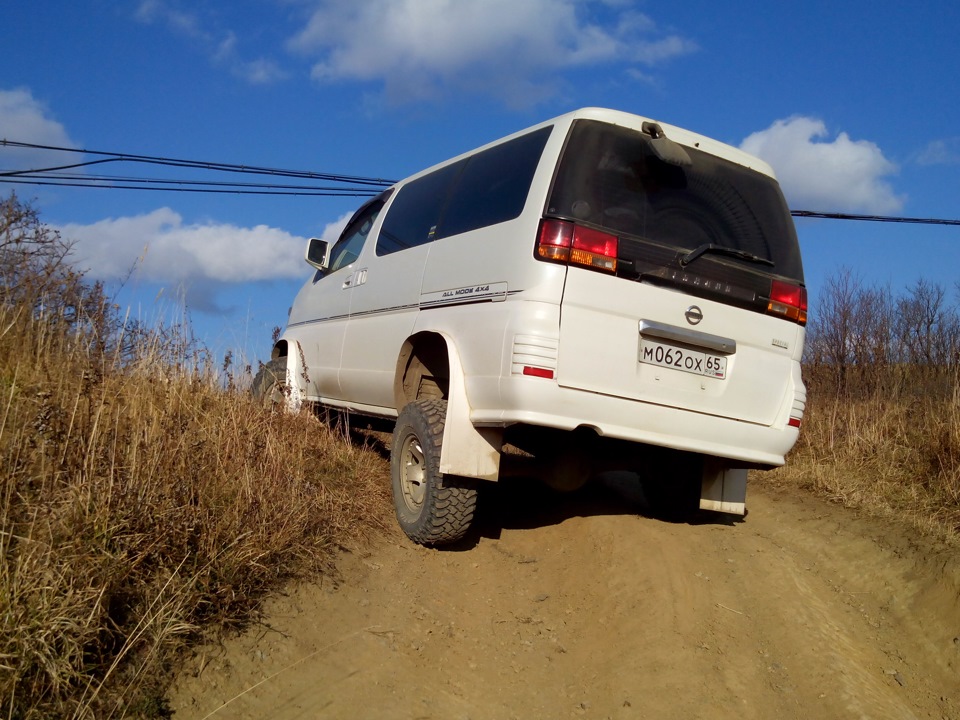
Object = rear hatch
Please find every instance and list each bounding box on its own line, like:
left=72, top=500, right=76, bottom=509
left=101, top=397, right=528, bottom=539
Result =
left=541, top=119, right=805, bottom=426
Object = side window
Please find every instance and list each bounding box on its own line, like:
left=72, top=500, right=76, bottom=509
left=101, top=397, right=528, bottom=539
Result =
left=328, top=195, right=387, bottom=272
left=377, top=161, right=465, bottom=256
left=375, top=125, right=552, bottom=257
left=437, top=126, right=552, bottom=240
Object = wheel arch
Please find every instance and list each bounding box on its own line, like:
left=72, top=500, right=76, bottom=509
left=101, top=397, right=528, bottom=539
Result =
left=394, top=331, right=502, bottom=482
left=393, top=331, right=450, bottom=408
left=270, top=336, right=307, bottom=412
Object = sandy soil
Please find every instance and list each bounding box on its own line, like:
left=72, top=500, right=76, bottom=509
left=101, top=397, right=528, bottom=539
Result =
left=169, top=474, right=960, bottom=720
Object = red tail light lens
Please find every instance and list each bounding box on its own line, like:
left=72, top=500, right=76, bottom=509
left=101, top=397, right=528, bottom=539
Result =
left=767, top=280, right=808, bottom=326
left=536, top=218, right=573, bottom=262
left=537, top=219, right=618, bottom=273
left=571, top=225, right=618, bottom=272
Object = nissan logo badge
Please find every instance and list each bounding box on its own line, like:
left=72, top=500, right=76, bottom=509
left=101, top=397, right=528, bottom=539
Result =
left=685, top=306, right=703, bottom=325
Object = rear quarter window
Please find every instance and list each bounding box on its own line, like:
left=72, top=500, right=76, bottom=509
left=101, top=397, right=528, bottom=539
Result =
left=436, top=126, right=552, bottom=240
left=377, top=126, right=552, bottom=256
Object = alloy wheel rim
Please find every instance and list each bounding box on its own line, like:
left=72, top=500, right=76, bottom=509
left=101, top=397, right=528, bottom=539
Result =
left=399, top=434, right=426, bottom=511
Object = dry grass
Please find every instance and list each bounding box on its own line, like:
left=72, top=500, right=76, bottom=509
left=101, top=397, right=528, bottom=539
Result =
left=762, top=366, right=960, bottom=545
left=0, top=301, right=391, bottom=718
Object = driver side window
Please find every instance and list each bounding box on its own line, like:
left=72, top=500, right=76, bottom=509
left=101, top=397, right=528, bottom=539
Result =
left=328, top=195, right=388, bottom=273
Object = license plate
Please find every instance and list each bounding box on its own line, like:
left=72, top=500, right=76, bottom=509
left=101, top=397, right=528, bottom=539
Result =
left=639, top=339, right=727, bottom=379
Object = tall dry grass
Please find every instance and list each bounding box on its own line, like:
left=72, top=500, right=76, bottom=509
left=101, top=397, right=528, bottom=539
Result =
left=0, top=195, right=391, bottom=718
left=763, top=270, right=960, bottom=544
left=766, top=368, right=960, bottom=541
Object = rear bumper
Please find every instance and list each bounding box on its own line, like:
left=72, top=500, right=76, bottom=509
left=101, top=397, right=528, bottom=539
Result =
left=469, top=375, right=799, bottom=467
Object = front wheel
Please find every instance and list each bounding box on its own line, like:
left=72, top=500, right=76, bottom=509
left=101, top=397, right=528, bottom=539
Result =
left=391, top=399, right=478, bottom=545
left=251, top=357, right=287, bottom=409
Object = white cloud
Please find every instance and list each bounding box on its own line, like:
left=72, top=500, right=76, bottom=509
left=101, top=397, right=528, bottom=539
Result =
left=58, top=209, right=312, bottom=284
left=316, top=212, right=352, bottom=245
left=234, top=57, right=287, bottom=85
left=0, top=88, right=82, bottom=170
left=740, top=116, right=904, bottom=214
left=133, top=1, right=286, bottom=85
left=914, top=138, right=960, bottom=166
left=288, top=0, right=695, bottom=106
left=135, top=0, right=204, bottom=39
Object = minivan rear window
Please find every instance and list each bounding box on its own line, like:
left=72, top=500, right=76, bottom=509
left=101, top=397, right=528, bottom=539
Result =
left=377, top=126, right=552, bottom=256
left=547, top=120, right=803, bottom=283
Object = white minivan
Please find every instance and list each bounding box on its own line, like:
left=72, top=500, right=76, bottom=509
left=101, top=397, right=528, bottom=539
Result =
left=257, top=107, right=807, bottom=545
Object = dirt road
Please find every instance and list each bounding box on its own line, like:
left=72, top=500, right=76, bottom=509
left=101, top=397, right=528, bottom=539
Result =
left=169, top=474, right=960, bottom=719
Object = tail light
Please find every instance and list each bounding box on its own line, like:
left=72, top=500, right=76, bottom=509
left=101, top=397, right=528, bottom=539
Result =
left=537, top=219, right=618, bottom=273
left=767, top=280, right=807, bottom=326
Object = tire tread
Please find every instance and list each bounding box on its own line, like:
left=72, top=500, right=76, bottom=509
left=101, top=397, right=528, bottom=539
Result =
left=392, top=399, right=477, bottom=545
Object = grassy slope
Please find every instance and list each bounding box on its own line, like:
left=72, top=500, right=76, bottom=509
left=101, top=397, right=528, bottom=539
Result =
left=760, top=367, right=960, bottom=544
left=0, top=303, right=390, bottom=718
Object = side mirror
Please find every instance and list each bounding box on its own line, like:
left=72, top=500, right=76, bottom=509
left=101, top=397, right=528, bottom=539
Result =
left=305, top=237, right=329, bottom=270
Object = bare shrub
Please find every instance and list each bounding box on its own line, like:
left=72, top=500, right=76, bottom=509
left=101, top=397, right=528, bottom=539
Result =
left=768, top=268, right=960, bottom=543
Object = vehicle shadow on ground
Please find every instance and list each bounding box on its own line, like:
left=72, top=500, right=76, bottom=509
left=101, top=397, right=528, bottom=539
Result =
left=347, top=426, right=743, bottom=551
left=453, top=470, right=743, bottom=551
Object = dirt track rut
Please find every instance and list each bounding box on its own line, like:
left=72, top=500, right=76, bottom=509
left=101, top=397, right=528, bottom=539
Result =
left=170, top=476, right=960, bottom=719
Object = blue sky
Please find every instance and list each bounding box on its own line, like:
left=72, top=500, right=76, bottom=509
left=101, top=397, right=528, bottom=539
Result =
left=2, top=0, right=959, bottom=364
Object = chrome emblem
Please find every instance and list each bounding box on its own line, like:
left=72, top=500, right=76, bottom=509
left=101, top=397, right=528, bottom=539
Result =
left=685, top=305, right=703, bottom=325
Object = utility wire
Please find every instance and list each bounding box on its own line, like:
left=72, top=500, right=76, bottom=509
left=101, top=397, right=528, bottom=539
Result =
left=4, top=171, right=378, bottom=191
left=4, top=139, right=960, bottom=224
left=0, top=139, right=396, bottom=187
left=791, top=210, right=960, bottom=226
left=1, top=168, right=381, bottom=196
left=0, top=177, right=380, bottom=197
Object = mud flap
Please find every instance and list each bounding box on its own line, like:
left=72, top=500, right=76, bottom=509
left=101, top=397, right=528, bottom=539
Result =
left=700, top=460, right=747, bottom=515
left=439, top=340, right=502, bottom=481
left=282, top=341, right=307, bottom=414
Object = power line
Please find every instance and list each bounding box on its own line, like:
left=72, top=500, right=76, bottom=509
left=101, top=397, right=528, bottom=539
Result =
left=3, top=138, right=960, bottom=225
left=791, top=210, right=960, bottom=226
left=0, top=177, right=380, bottom=197
left=1, top=166, right=382, bottom=196
left=0, top=138, right=396, bottom=190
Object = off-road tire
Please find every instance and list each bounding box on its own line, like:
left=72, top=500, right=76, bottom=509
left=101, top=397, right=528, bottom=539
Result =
left=252, top=357, right=287, bottom=408
left=391, top=399, right=478, bottom=545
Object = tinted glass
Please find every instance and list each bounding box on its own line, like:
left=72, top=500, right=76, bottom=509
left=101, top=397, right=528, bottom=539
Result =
left=548, top=120, right=803, bottom=282
left=328, top=194, right=387, bottom=271
left=436, top=126, right=552, bottom=240
left=377, top=126, right=553, bottom=256
left=377, top=161, right=464, bottom=256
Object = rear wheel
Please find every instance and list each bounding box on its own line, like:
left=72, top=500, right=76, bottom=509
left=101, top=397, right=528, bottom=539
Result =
left=391, top=399, right=478, bottom=545
left=638, top=449, right=702, bottom=521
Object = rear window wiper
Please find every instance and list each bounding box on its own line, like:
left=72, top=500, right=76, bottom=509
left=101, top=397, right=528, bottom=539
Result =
left=680, top=243, right=774, bottom=268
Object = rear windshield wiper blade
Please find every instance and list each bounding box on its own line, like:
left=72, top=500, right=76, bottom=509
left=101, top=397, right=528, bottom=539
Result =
left=680, top=243, right=774, bottom=268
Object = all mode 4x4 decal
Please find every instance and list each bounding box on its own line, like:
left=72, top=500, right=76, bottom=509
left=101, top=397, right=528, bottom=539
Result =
left=419, top=282, right=511, bottom=308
